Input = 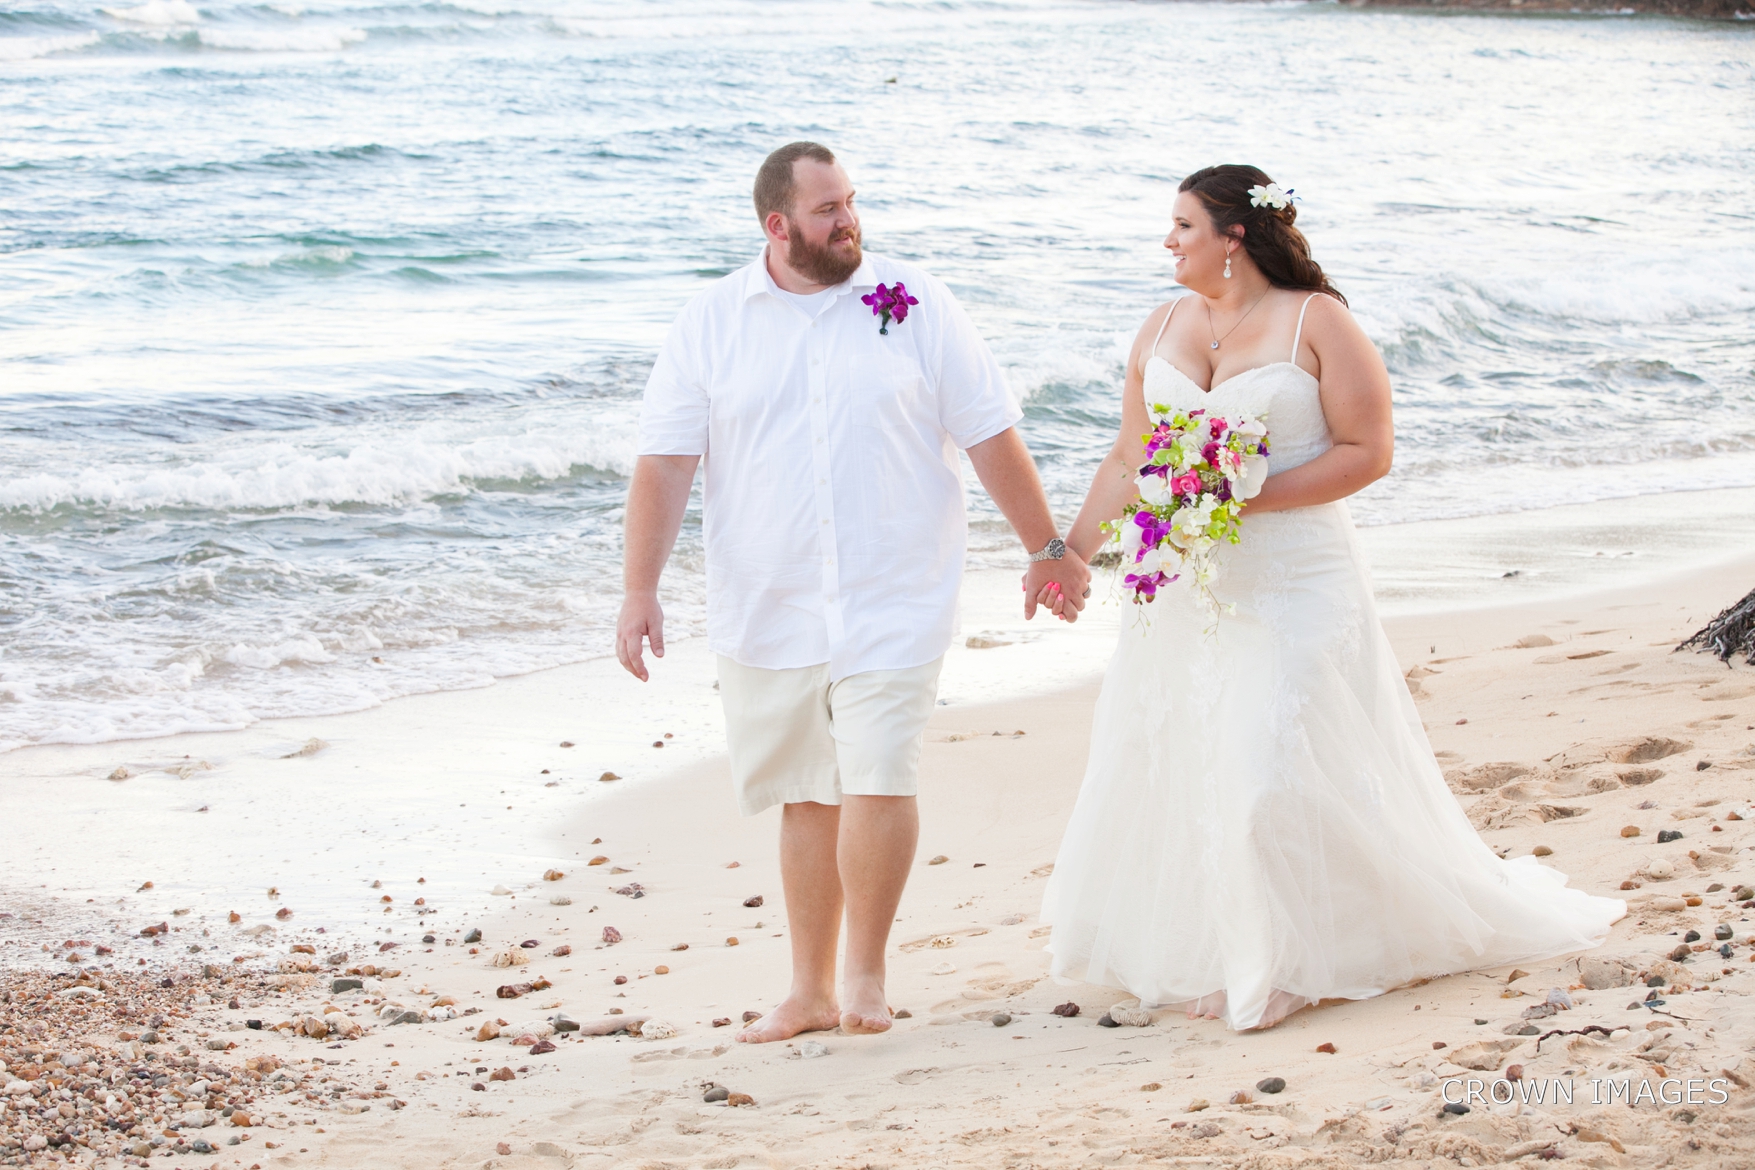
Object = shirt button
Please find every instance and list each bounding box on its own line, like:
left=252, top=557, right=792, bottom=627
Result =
left=815, top=436, right=824, bottom=444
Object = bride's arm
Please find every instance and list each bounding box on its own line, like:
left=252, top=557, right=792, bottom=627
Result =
left=1064, top=306, right=1163, bottom=563
left=1245, top=295, right=1394, bottom=515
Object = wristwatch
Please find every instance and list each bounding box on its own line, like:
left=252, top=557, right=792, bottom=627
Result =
left=1028, top=537, right=1066, bottom=563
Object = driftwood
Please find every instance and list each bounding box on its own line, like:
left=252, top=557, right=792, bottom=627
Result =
left=1676, top=586, right=1755, bottom=666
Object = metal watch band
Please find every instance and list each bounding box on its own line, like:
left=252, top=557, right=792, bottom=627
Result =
left=1028, top=537, right=1066, bottom=563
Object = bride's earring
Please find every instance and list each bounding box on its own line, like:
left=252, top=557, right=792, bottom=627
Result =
left=1223, top=249, right=1232, bottom=280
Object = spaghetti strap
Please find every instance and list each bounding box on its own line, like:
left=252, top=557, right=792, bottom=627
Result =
left=1290, top=293, right=1320, bottom=363
left=1149, top=297, right=1181, bottom=359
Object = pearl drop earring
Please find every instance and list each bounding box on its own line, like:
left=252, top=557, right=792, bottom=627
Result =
left=1223, top=249, right=1232, bottom=280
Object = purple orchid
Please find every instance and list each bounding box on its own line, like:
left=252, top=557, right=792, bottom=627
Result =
left=861, top=282, right=919, bottom=335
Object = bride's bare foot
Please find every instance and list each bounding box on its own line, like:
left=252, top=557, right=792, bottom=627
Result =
left=838, top=974, right=892, bottom=1035
left=1243, top=990, right=1310, bottom=1031
left=1184, top=991, right=1226, bottom=1021
left=736, top=995, right=841, bottom=1044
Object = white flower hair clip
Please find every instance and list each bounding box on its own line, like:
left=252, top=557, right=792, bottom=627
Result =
left=1248, top=183, right=1295, bottom=211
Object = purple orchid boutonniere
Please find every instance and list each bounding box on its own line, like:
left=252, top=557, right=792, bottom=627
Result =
left=861, top=282, right=919, bottom=335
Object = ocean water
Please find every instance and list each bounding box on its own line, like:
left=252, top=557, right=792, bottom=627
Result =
left=3, top=0, right=1753, bottom=753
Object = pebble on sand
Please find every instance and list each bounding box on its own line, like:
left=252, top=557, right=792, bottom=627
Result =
left=742, top=1011, right=762, bottom=1023
left=703, top=1085, right=730, bottom=1103
left=543, top=869, right=565, bottom=881
left=725, top=937, right=739, bottom=946
left=1316, top=1042, right=1337, bottom=1054
left=743, top=894, right=764, bottom=907
left=598, top=772, right=619, bottom=782
left=602, top=926, right=623, bottom=944
left=727, top=1092, right=755, bottom=1107
left=991, top=1013, right=1012, bottom=1027
left=1141, top=1082, right=1161, bottom=1092
left=927, top=855, right=949, bottom=865
left=1621, top=825, right=1641, bottom=838
left=1051, top=1002, right=1080, bottom=1018
left=1256, top=1077, right=1286, bottom=1094
left=1532, top=845, right=1553, bottom=857
left=654, top=965, right=670, bottom=975
left=1185, top=1098, right=1210, bottom=1113
left=1229, top=1090, right=1252, bottom=1105
left=489, top=1067, right=516, bottom=1082
left=589, top=855, right=610, bottom=866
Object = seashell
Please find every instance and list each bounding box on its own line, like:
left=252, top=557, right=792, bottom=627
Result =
left=491, top=949, right=530, bottom=968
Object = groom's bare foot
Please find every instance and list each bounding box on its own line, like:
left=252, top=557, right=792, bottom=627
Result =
left=839, top=974, right=892, bottom=1035
left=735, top=995, right=841, bottom=1044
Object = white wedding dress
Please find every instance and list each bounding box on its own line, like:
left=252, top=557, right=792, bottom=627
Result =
left=1041, top=296, right=1625, bottom=1031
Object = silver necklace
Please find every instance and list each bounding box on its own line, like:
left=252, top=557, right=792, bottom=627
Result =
left=1206, top=290, right=1269, bottom=351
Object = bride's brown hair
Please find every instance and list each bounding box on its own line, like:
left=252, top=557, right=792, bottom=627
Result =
left=1179, top=165, right=1346, bottom=307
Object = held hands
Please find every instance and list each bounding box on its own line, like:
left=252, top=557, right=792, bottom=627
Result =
left=616, top=592, right=665, bottom=681
left=1023, top=552, right=1092, bottom=623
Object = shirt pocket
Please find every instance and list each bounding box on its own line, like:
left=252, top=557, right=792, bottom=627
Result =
left=847, top=348, right=929, bottom=430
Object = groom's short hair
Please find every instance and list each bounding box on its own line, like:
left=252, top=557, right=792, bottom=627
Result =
left=754, top=141, right=837, bottom=220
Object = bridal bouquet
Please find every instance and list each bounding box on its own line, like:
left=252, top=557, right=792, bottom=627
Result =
left=1103, top=405, right=1270, bottom=616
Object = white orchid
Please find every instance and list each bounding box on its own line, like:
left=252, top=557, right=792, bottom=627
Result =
left=1248, top=183, right=1294, bottom=211
left=1235, top=452, right=1269, bottom=501
left=1137, top=472, right=1174, bottom=506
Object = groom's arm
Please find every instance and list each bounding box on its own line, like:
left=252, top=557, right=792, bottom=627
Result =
left=617, top=454, right=700, bottom=681
left=965, top=427, right=1091, bottom=622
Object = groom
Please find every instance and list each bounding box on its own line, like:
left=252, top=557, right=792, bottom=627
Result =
left=616, top=141, right=1089, bottom=1042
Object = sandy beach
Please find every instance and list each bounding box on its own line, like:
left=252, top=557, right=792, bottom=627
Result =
left=5, top=538, right=1755, bottom=1168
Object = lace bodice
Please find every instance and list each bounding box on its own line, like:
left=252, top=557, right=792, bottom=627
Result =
left=1142, top=358, right=1333, bottom=476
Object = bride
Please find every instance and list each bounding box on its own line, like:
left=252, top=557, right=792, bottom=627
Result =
left=1037, top=164, right=1625, bottom=1031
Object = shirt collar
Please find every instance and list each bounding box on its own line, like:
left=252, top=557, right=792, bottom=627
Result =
left=743, top=246, right=879, bottom=302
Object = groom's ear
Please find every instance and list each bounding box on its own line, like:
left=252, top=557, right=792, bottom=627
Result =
left=763, top=211, right=791, bottom=244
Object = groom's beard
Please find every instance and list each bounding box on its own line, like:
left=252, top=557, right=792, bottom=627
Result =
left=784, top=219, right=862, bottom=286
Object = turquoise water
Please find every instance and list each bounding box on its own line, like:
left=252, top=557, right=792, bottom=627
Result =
left=2, top=0, right=1752, bottom=750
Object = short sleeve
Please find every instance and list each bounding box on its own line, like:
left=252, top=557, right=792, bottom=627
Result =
left=637, top=306, right=710, bottom=456
left=927, top=277, right=1023, bottom=450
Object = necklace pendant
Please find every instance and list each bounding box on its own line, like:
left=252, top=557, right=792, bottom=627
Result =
left=1209, top=340, right=1220, bottom=350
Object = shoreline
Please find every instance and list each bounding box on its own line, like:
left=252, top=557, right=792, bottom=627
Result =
left=4, top=548, right=1754, bottom=1166
left=1341, top=0, right=1753, bottom=19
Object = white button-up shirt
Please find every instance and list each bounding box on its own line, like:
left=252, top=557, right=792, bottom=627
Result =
left=638, top=249, right=1021, bottom=681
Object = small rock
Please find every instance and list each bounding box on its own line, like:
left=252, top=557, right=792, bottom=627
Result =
left=497, top=1144, right=512, bottom=1156
left=654, top=964, right=669, bottom=975
left=550, top=896, right=572, bottom=906
left=543, top=869, right=565, bottom=881
left=491, top=884, right=513, bottom=896
left=613, top=975, right=627, bottom=985
left=1051, top=1001, right=1080, bottom=1017
left=1096, top=1014, right=1118, bottom=1027
left=703, top=1085, right=730, bottom=1103
left=1442, top=1102, right=1469, bottom=1116
left=551, top=1016, right=579, bottom=1033
left=1229, top=1090, right=1252, bottom=1105
left=332, top=977, right=364, bottom=993
left=1190, top=1122, right=1221, bottom=1139
left=1506, top=969, right=1529, bottom=983
left=742, top=1010, right=762, bottom=1023
left=489, top=1067, right=516, bottom=1082
left=1141, top=1082, right=1161, bottom=1091
left=1546, top=987, right=1574, bottom=1009
left=190, top=1139, right=215, bottom=1153
left=602, top=926, right=622, bottom=945
left=743, top=894, right=764, bottom=908
left=616, top=883, right=646, bottom=898
left=553, top=944, right=572, bottom=956
left=588, top=855, right=609, bottom=866
left=1517, top=1024, right=1540, bottom=1036
left=643, top=1020, right=678, bottom=1040
left=1621, top=825, right=1641, bottom=838
left=798, top=1040, right=827, bottom=1058
left=1716, top=924, right=1734, bottom=940
left=528, top=1039, right=556, bottom=1054
left=1647, top=859, right=1676, bottom=880
left=1696, top=759, right=1711, bottom=771
left=671, top=943, right=689, bottom=951
left=991, top=1013, right=1012, bottom=1027
left=894, top=1008, right=912, bottom=1019
left=1685, top=929, right=1701, bottom=942
left=520, top=938, right=540, bottom=948
left=476, top=1021, right=501, bottom=1042
left=1317, top=1042, right=1337, bottom=1053
left=1657, top=829, right=1683, bottom=843
left=464, top=928, right=483, bottom=944
left=712, top=1017, right=731, bottom=1027
left=491, top=949, right=530, bottom=969
left=726, top=936, right=739, bottom=946
left=927, top=855, right=948, bottom=865
left=1532, top=845, right=1553, bottom=857
left=1256, top=1077, right=1286, bottom=1094
left=727, top=1092, right=755, bottom=1107
left=1506, top=1064, right=1525, bottom=1081
left=108, top=766, right=132, bottom=781
left=1186, top=1098, right=1210, bottom=1112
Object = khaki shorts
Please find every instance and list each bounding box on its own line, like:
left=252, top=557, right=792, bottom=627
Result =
left=717, top=656, right=944, bottom=816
